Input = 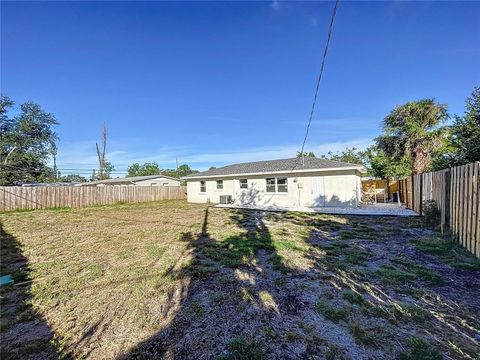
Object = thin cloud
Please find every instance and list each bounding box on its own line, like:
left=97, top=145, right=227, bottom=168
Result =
left=307, top=15, right=318, bottom=27
left=286, top=117, right=381, bottom=133
left=54, top=135, right=374, bottom=176
left=271, top=0, right=280, bottom=11
left=181, top=138, right=373, bottom=165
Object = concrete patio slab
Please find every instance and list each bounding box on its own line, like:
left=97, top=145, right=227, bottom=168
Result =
left=214, top=202, right=418, bottom=216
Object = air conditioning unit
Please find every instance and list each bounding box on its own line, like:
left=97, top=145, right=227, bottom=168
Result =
left=219, top=195, right=233, bottom=204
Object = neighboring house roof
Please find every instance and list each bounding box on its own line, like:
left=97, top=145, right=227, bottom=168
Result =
left=183, top=157, right=366, bottom=180
left=83, top=174, right=181, bottom=186
left=20, top=182, right=80, bottom=187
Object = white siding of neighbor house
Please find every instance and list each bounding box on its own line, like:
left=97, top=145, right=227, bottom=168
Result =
left=96, top=176, right=181, bottom=187
left=186, top=169, right=362, bottom=208
left=134, top=177, right=181, bottom=186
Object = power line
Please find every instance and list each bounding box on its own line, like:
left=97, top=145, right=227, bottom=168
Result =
left=294, top=0, right=340, bottom=170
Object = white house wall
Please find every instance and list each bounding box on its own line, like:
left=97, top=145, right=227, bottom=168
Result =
left=95, top=177, right=181, bottom=187
left=135, top=178, right=181, bottom=186
left=186, top=169, right=361, bottom=208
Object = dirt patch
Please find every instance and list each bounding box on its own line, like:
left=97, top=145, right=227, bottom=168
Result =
left=1, top=201, right=479, bottom=359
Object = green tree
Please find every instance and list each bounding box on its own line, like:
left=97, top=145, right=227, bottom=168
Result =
left=377, top=99, right=449, bottom=174
left=451, top=86, right=480, bottom=165
left=296, top=151, right=316, bottom=158
left=0, top=96, right=58, bottom=185
left=104, top=161, right=115, bottom=179
left=176, top=164, right=198, bottom=178
left=89, top=161, right=115, bottom=181
left=127, top=162, right=161, bottom=177
left=59, top=174, right=87, bottom=183
left=430, top=125, right=457, bottom=171
left=321, top=147, right=366, bottom=166
left=365, top=146, right=411, bottom=179
left=162, top=164, right=199, bottom=178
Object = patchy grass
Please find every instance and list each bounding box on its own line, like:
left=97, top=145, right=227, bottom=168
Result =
left=340, top=224, right=377, bottom=240
left=1, top=201, right=478, bottom=359
left=342, top=290, right=364, bottom=305
left=284, top=330, right=300, bottom=342
left=399, top=336, right=443, bottom=360
left=218, top=336, right=267, bottom=360
left=145, top=244, right=166, bottom=259
left=315, top=299, right=349, bottom=322
left=348, top=322, right=384, bottom=346
left=391, top=303, right=430, bottom=324
left=375, top=265, right=416, bottom=284
left=392, top=258, right=444, bottom=285
left=413, top=236, right=480, bottom=270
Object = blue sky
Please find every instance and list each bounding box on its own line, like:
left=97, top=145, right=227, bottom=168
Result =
left=1, top=1, right=479, bottom=176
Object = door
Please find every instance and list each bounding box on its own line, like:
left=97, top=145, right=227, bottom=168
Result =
left=311, top=176, right=325, bottom=207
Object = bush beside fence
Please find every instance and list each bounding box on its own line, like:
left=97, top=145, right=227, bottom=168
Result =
left=0, top=185, right=187, bottom=212
left=399, top=162, right=479, bottom=258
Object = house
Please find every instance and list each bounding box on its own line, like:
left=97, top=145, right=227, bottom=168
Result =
left=183, top=157, right=367, bottom=208
left=83, top=175, right=181, bottom=187
left=20, top=182, right=80, bottom=187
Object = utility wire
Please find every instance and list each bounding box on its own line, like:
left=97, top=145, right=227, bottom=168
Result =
left=293, top=0, right=340, bottom=171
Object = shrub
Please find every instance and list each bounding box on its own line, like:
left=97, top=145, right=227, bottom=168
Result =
left=422, top=200, right=441, bottom=229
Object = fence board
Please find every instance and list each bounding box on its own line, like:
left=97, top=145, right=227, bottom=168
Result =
left=0, top=185, right=187, bottom=212
left=399, top=161, right=480, bottom=258
left=476, top=162, right=480, bottom=257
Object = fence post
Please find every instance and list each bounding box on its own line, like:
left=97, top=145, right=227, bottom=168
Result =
left=419, top=174, right=423, bottom=216
left=444, top=169, right=451, bottom=234
left=411, top=175, right=414, bottom=212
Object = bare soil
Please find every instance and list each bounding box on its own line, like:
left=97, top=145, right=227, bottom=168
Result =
left=1, top=200, right=479, bottom=359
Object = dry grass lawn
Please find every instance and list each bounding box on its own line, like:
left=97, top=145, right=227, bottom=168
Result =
left=1, top=200, right=479, bottom=359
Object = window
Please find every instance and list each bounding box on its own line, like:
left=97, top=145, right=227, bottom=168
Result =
left=150, top=183, right=157, bottom=186
left=200, top=181, right=206, bottom=192
left=266, top=178, right=288, bottom=193
left=216, top=180, right=223, bottom=190
left=266, top=178, right=276, bottom=193
left=239, top=179, right=248, bottom=189
left=277, top=178, right=288, bottom=192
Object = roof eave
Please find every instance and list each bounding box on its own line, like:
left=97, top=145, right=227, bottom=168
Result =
left=183, top=165, right=366, bottom=180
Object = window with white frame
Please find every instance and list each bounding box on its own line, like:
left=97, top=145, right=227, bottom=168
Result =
left=266, top=178, right=276, bottom=192
left=200, top=181, right=206, bottom=192
left=266, top=177, right=288, bottom=193
left=277, top=178, right=288, bottom=192
left=239, top=179, right=248, bottom=189
left=216, top=180, right=223, bottom=190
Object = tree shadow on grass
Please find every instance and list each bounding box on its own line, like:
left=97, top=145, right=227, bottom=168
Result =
left=0, top=221, right=70, bottom=359
left=118, top=206, right=294, bottom=359
left=300, top=216, right=480, bottom=358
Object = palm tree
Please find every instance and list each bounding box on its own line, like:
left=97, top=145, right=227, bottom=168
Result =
left=376, top=99, right=448, bottom=174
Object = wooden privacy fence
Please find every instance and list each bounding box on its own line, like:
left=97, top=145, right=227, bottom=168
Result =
left=399, top=162, right=479, bottom=258
left=0, top=185, right=187, bottom=212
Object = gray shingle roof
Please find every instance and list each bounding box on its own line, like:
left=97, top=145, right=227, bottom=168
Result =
left=184, top=157, right=365, bottom=179
left=83, top=174, right=181, bottom=185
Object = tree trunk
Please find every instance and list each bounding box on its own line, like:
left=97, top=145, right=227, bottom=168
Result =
left=412, top=146, right=430, bottom=175
left=3, top=145, right=17, bottom=164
